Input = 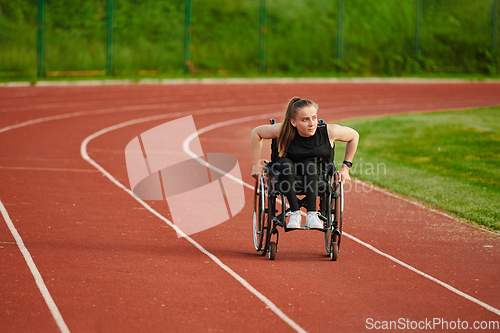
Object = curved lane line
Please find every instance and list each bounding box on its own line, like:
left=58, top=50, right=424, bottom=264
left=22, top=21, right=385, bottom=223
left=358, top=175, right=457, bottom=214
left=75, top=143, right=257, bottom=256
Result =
left=182, top=114, right=279, bottom=190
left=0, top=102, right=282, bottom=134
left=346, top=233, right=500, bottom=316
left=0, top=201, right=71, bottom=333
left=186, top=114, right=500, bottom=318
left=80, top=113, right=307, bottom=333
left=0, top=105, right=278, bottom=333
left=2, top=92, right=499, bottom=331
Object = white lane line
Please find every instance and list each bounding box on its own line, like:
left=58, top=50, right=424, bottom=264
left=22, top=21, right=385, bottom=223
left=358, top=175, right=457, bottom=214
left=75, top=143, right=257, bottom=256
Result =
left=80, top=114, right=306, bottom=333
left=0, top=103, right=281, bottom=333
left=3, top=94, right=499, bottom=327
left=0, top=166, right=99, bottom=173
left=344, top=233, right=500, bottom=316
left=0, top=111, right=95, bottom=134
left=189, top=114, right=500, bottom=318
left=0, top=95, right=238, bottom=113
left=182, top=114, right=277, bottom=190
left=0, top=200, right=71, bottom=333
left=0, top=102, right=282, bottom=134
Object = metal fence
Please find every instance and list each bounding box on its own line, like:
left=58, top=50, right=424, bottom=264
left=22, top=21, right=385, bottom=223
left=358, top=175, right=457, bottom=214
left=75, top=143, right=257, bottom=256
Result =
left=0, top=0, right=498, bottom=78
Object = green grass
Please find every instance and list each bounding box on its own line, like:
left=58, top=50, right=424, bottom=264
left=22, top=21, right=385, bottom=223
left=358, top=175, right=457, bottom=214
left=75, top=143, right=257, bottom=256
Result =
left=1, top=0, right=499, bottom=77
left=334, top=107, right=500, bottom=231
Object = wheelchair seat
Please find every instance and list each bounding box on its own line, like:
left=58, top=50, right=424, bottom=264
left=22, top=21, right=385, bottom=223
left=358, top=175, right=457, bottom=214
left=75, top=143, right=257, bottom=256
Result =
left=268, top=161, right=335, bottom=195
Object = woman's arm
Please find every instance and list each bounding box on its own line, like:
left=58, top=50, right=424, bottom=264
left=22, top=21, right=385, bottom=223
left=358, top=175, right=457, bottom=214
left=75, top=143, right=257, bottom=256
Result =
left=327, top=124, right=359, bottom=182
left=250, top=123, right=281, bottom=179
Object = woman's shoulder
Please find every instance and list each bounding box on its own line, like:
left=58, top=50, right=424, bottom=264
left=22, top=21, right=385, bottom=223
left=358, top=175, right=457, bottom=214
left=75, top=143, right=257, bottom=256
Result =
left=326, top=123, right=359, bottom=142
left=326, top=123, right=342, bottom=137
left=325, top=123, right=341, bottom=144
left=253, top=122, right=281, bottom=140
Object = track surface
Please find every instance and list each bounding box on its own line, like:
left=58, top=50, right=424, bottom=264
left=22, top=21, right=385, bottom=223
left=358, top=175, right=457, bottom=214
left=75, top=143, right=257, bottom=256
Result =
left=1, top=82, right=500, bottom=332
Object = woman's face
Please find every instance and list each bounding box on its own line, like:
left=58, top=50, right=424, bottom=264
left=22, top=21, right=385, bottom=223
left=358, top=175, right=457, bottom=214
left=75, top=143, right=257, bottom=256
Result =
left=290, top=105, right=318, bottom=137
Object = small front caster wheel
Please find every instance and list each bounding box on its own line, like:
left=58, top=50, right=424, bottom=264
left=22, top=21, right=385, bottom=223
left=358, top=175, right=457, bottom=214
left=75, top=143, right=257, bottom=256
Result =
left=269, top=241, right=277, bottom=260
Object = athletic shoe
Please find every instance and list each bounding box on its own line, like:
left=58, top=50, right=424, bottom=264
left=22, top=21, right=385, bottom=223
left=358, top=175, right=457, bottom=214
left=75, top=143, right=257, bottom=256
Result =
left=306, top=212, right=323, bottom=229
left=286, top=210, right=302, bottom=229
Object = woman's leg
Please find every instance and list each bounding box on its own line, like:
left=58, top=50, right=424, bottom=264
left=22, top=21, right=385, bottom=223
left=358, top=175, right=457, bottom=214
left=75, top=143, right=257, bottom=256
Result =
left=274, top=157, right=300, bottom=211
left=299, top=160, right=319, bottom=212
left=299, top=160, right=323, bottom=228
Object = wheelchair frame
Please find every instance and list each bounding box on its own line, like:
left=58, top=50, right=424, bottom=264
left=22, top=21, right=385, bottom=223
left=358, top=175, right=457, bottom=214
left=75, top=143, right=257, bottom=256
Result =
left=252, top=119, right=344, bottom=261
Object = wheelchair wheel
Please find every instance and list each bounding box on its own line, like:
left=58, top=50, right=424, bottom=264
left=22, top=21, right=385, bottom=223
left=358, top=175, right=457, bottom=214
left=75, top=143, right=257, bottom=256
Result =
left=253, top=177, right=270, bottom=254
left=324, top=191, right=332, bottom=256
left=268, top=241, right=277, bottom=260
left=262, top=184, right=276, bottom=256
left=253, top=176, right=272, bottom=256
left=253, top=178, right=264, bottom=251
left=329, top=172, right=343, bottom=261
left=336, top=176, right=344, bottom=251
left=330, top=235, right=339, bottom=261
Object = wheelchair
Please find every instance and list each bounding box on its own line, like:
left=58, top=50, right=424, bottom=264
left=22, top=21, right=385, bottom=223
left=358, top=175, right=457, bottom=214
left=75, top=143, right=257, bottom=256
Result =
left=253, top=119, right=344, bottom=261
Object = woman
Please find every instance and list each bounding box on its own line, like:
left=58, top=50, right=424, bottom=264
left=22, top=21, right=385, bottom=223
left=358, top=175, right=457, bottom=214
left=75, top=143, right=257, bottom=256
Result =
left=250, top=97, right=359, bottom=229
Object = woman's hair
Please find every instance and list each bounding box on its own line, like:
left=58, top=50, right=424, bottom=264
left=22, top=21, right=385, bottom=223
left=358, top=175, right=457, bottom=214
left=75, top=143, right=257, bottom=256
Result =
left=277, top=96, right=318, bottom=157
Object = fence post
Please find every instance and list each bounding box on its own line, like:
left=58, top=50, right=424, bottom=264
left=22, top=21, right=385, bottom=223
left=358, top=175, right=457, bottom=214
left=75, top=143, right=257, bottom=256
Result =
left=414, top=0, right=422, bottom=58
left=258, top=0, right=267, bottom=73
left=183, top=0, right=193, bottom=73
left=37, top=0, right=45, bottom=78
left=336, top=0, right=344, bottom=73
left=106, top=0, right=114, bottom=76
left=492, top=0, right=498, bottom=54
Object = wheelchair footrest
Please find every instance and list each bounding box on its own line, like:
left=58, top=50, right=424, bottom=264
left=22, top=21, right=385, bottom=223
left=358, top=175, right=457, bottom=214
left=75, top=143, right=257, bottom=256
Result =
left=284, top=226, right=327, bottom=233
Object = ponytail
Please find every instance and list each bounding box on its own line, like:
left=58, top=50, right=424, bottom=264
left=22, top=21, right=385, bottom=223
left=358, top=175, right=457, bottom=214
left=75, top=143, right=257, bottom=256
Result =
left=277, top=97, right=318, bottom=157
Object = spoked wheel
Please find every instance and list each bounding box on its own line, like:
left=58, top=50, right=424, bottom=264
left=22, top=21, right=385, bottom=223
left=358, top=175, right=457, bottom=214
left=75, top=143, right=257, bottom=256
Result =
left=268, top=241, right=277, bottom=260
left=253, top=178, right=265, bottom=251
left=253, top=176, right=271, bottom=256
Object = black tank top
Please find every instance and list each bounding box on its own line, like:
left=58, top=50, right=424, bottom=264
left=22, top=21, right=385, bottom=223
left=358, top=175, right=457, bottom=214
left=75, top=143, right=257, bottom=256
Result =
left=286, top=123, right=334, bottom=167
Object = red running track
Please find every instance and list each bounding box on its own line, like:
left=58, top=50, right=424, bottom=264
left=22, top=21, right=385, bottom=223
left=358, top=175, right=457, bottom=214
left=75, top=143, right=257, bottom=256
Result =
left=1, top=81, right=500, bottom=332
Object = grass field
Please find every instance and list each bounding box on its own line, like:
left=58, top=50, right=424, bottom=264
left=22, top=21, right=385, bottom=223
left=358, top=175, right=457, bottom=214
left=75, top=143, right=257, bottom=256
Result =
left=1, top=0, right=499, bottom=76
left=334, top=107, right=500, bottom=231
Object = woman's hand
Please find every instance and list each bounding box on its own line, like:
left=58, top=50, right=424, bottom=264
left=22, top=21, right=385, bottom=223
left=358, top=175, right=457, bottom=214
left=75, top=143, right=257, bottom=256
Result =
left=251, top=165, right=265, bottom=179
left=338, top=164, right=351, bottom=182
left=327, top=124, right=359, bottom=183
